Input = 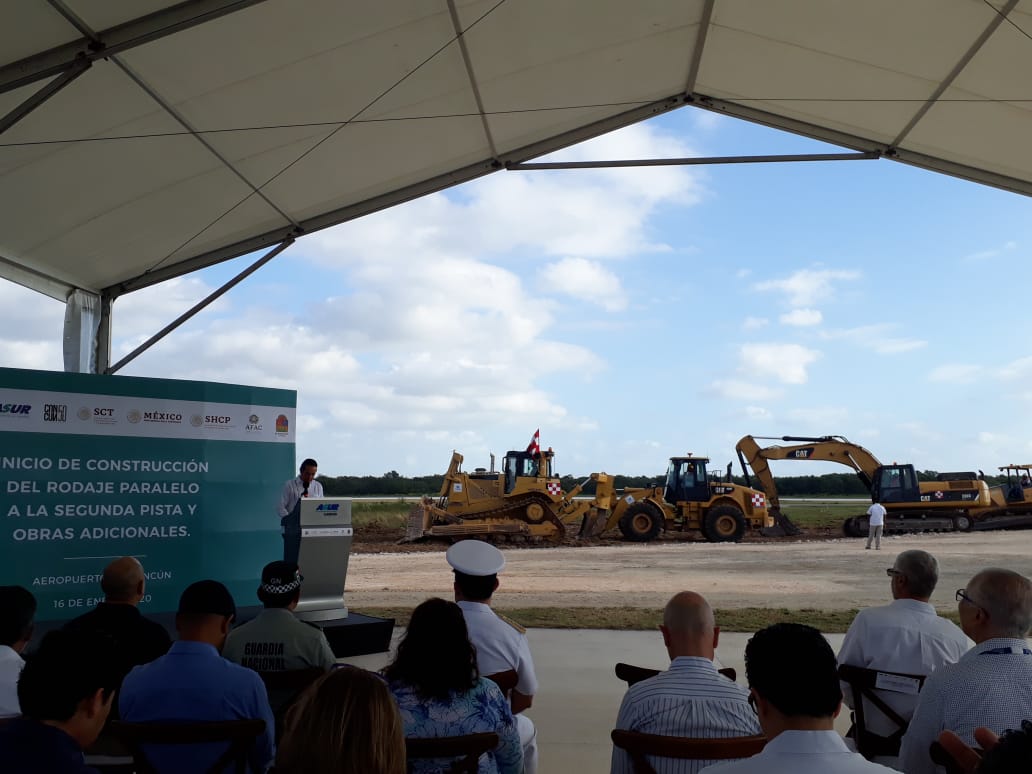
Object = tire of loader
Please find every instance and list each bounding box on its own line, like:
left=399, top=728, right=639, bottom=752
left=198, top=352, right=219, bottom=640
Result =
left=618, top=502, right=664, bottom=542
left=842, top=517, right=856, bottom=538
left=702, top=504, right=747, bottom=543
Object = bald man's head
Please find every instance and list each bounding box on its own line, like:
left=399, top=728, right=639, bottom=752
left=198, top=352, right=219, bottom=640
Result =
left=100, top=557, right=145, bottom=604
left=661, top=591, right=718, bottom=659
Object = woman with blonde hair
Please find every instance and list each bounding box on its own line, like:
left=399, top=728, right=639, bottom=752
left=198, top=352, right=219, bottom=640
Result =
left=275, top=665, right=405, bottom=774
left=383, top=597, right=522, bottom=774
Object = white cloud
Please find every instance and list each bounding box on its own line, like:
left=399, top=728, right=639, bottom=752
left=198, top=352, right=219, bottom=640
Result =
left=742, top=317, right=769, bottom=330
left=740, top=343, right=821, bottom=385
left=999, top=356, right=1032, bottom=381
left=963, top=240, right=1018, bottom=262
left=779, top=308, right=822, bottom=327
left=708, top=379, right=782, bottom=401
left=540, top=258, right=626, bottom=311
left=820, top=324, right=926, bottom=356
left=929, top=364, right=980, bottom=384
left=752, top=268, right=860, bottom=307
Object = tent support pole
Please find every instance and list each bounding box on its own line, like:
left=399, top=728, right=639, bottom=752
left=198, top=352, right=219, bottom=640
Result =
left=104, top=239, right=293, bottom=375
left=0, top=59, right=90, bottom=136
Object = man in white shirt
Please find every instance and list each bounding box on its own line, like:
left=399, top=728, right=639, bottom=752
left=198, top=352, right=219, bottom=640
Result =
left=0, top=585, right=36, bottom=717
left=838, top=549, right=970, bottom=765
left=448, top=540, right=538, bottom=774
left=277, top=458, right=323, bottom=563
left=611, top=591, right=760, bottom=774
left=866, top=500, right=887, bottom=550
left=899, top=567, right=1032, bottom=774
left=700, top=623, right=896, bottom=774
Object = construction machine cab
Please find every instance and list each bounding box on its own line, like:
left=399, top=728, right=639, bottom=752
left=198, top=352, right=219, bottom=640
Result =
left=663, top=456, right=710, bottom=504
left=502, top=449, right=553, bottom=494
left=871, top=464, right=920, bottom=503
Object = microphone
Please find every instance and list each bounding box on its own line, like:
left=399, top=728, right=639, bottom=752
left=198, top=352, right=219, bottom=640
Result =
left=302, top=482, right=309, bottom=498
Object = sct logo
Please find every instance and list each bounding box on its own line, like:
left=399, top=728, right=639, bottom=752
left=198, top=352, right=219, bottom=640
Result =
left=93, top=408, right=114, bottom=417
left=205, top=416, right=231, bottom=424
left=0, top=403, right=31, bottom=415
left=315, top=504, right=340, bottom=512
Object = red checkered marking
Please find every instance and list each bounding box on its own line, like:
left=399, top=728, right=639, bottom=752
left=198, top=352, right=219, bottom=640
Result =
left=547, top=481, right=561, bottom=495
left=752, top=493, right=765, bottom=508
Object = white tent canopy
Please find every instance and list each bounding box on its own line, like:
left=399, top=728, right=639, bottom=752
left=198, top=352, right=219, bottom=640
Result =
left=3, top=0, right=1031, bottom=370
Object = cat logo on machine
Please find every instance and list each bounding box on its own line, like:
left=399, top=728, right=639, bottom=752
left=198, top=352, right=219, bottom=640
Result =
left=713, top=486, right=734, bottom=494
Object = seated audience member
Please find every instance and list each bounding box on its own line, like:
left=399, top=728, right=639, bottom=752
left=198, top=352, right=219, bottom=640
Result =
left=611, top=591, right=760, bottom=774
left=448, top=540, right=538, bottom=772
left=699, top=623, right=895, bottom=773
left=119, top=580, right=275, bottom=773
left=899, top=567, right=1032, bottom=774
left=63, top=556, right=171, bottom=678
left=223, top=561, right=335, bottom=672
left=0, top=629, right=121, bottom=773
left=938, top=720, right=1032, bottom=774
left=276, top=665, right=405, bottom=774
left=0, top=585, right=36, bottom=718
left=837, top=550, right=969, bottom=761
left=383, top=597, right=522, bottom=774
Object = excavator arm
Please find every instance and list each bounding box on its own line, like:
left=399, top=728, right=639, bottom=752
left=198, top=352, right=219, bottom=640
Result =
left=734, top=435, right=881, bottom=512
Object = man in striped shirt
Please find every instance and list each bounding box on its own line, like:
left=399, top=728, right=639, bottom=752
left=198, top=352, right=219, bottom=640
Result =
left=611, top=591, right=760, bottom=774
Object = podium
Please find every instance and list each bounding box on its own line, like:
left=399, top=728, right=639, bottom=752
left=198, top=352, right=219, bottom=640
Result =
left=293, top=497, right=353, bottom=622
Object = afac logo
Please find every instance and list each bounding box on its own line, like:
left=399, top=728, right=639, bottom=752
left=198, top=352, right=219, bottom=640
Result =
left=246, top=413, right=263, bottom=432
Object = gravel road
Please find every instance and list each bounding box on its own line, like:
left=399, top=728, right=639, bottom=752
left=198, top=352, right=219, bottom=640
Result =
left=345, top=530, right=1032, bottom=611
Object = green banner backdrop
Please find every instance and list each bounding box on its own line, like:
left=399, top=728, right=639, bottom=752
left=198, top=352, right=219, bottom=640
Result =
left=0, top=367, right=295, bottom=622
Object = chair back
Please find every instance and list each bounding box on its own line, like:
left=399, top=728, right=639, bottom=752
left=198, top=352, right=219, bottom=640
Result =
left=837, top=663, right=926, bottom=759
left=258, top=667, right=325, bottom=739
left=614, top=662, right=737, bottom=686
left=611, top=729, right=767, bottom=774
left=406, top=732, right=499, bottom=774
left=485, top=669, right=518, bottom=694
left=110, top=718, right=266, bottom=774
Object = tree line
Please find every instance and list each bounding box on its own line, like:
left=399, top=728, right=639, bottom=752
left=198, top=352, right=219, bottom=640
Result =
left=318, top=469, right=1013, bottom=497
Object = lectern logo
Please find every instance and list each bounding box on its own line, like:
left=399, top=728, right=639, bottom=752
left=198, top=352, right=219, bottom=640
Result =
left=315, top=504, right=340, bottom=512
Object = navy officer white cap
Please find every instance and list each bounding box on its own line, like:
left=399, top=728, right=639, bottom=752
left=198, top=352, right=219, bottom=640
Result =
left=446, top=539, right=505, bottom=576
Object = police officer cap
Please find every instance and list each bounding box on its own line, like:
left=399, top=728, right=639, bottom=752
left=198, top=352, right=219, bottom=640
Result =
left=260, top=561, right=303, bottom=594
left=446, top=540, right=505, bottom=576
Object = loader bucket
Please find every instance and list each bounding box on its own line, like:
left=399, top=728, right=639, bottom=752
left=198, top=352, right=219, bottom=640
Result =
left=759, top=508, right=803, bottom=537
left=577, top=509, right=610, bottom=539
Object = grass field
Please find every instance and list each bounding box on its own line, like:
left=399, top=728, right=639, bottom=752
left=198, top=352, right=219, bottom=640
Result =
left=352, top=500, right=412, bottom=528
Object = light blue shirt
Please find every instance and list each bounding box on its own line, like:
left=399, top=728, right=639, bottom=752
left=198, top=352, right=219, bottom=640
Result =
left=899, top=637, right=1032, bottom=774
left=700, top=730, right=896, bottom=774
left=611, top=656, right=761, bottom=774
left=119, top=640, right=275, bottom=773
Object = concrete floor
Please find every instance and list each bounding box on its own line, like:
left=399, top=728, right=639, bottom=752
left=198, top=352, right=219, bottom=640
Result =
left=341, top=629, right=851, bottom=774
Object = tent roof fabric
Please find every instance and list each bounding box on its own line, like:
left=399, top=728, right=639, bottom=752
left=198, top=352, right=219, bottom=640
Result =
left=3, top=0, right=1031, bottom=301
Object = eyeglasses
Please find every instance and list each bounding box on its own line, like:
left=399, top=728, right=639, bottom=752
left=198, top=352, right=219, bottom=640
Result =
left=886, top=568, right=904, bottom=578
left=956, top=589, right=984, bottom=610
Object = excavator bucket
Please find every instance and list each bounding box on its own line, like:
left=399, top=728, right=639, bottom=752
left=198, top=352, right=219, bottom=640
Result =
left=577, top=509, right=609, bottom=539
left=759, top=508, right=803, bottom=537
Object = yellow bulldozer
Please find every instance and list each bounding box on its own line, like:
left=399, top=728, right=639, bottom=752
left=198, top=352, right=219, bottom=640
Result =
left=404, top=447, right=775, bottom=543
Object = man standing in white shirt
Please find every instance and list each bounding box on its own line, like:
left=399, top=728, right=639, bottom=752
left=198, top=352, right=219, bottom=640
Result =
left=447, top=540, right=538, bottom=774
left=0, top=585, right=36, bottom=718
left=866, top=500, right=887, bottom=550
left=277, top=458, right=323, bottom=563
left=611, top=591, right=760, bottom=774
left=899, top=567, right=1032, bottom=774
left=838, top=549, right=969, bottom=766
left=700, top=623, right=896, bottom=774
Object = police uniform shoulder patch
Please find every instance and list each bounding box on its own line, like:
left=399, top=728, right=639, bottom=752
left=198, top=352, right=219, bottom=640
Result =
left=496, top=612, right=526, bottom=634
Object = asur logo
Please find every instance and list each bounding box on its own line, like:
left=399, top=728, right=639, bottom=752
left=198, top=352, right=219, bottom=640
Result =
left=0, top=403, right=31, bottom=415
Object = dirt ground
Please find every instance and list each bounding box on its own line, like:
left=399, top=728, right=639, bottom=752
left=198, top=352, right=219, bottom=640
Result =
left=345, top=530, right=1032, bottom=611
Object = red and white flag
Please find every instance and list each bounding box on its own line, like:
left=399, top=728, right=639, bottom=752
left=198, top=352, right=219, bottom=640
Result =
left=526, top=429, right=540, bottom=456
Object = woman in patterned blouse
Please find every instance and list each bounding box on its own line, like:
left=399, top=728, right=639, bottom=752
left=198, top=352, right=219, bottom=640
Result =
left=384, top=597, right=523, bottom=774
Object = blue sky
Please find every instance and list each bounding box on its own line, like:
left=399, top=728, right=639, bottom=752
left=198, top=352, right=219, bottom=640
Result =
left=3, top=107, right=1031, bottom=478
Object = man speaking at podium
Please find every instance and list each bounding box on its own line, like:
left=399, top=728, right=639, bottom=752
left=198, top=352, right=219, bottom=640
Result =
left=277, top=458, right=323, bottom=563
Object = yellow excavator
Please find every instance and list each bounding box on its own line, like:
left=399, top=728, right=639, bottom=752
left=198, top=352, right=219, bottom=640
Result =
left=734, top=435, right=1001, bottom=535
